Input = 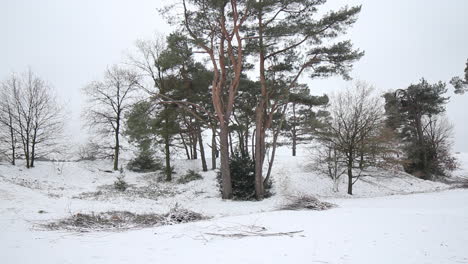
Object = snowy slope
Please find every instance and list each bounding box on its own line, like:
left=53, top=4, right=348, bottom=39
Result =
left=1, top=188, right=467, bottom=264
left=0, top=147, right=467, bottom=263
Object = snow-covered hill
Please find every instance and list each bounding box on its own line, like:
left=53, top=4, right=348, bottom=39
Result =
left=0, top=148, right=467, bottom=263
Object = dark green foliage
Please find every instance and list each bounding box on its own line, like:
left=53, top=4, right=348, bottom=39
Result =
left=125, top=101, right=157, bottom=151
left=282, top=84, right=329, bottom=155
left=450, top=59, right=468, bottom=94
left=177, top=169, right=203, bottom=184
left=125, top=101, right=164, bottom=173
left=245, top=1, right=364, bottom=81
left=384, top=78, right=453, bottom=178
left=127, top=150, right=162, bottom=173
left=217, top=152, right=272, bottom=200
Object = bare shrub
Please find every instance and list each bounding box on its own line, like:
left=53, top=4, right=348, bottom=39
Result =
left=42, top=206, right=208, bottom=232
left=281, top=195, right=336, bottom=211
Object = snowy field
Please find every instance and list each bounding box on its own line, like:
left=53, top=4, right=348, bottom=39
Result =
left=0, top=148, right=467, bottom=263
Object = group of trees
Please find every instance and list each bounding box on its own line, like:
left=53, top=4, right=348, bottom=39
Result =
left=168, top=0, right=364, bottom=199
left=314, top=77, right=460, bottom=194
left=384, top=79, right=457, bottom=179
left=80, top=0, right=465, bottom=198
left=3, top=1, right=463, bottom=200
left=78, top=0, right=364, bottom=200
left=0, top=69, right=63, bottom=168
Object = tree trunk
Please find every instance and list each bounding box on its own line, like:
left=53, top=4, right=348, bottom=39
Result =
left=219, top=123, right=232, bottom=199
left=164, top=112, right=172, bottom=181
left=30, top=140, right=35, bottom=168
left=30, top=126, right=38, bottom=168
left=237, top=130, right=245, bottom=157
left=265, top=103, right=288, bottom=187
left=347, top=158, right=353, bottom=195
left=164, top=132, right=172, bottom=181
left=198, top=128, right=208, bottom=172
left=113, top=125, right=119, bottom=171
left=188, top=133, right=194, bottom=159
left=180, top=132, right=190, bottom=160
left=265, top=124, right=280, bottom=187
left=292, top=103, right=297, bottom=156
left=251, top=129, right=256, bottom=160
left=254, top=9, right=267, bottom=200
left=244, top=128, right=249, bottom=157
left=254, top=101, right=266, bottom=200
left=193, top=130, right=198, bottom=159
left=211, top=127, right=217, bottom=170
left=25, top=132, right=30, bottom=169
left=8, top=110, right=15, bottom=165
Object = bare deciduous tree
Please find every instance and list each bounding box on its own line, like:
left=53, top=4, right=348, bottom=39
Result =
left=1, top=70, right=64, bottom=168
left=422, top=115, right=458, bottom=175
left=83, top=66, right=140, bottom=171
left=313, top=140, right=346, bottom=192
left=320, top=82, right=384, bottom=195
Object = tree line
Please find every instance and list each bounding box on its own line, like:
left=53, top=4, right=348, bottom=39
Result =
left=1, top=0, right=466, bottom=199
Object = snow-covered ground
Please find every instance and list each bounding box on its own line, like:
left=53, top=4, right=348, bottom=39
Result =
left=0, top=147, right=467, bottom=263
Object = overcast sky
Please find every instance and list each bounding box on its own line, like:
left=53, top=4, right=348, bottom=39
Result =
left=1, top=0, right=467, bottom=151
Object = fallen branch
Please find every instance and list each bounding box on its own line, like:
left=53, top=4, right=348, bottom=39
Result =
left=205, top=230, right=304, bottom=238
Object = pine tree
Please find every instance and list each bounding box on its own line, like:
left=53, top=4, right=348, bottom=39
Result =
left=282, top=85, right=329, bottom=156
left=384, top=78, right=450, bottom=179
left=246, top=0, right=364, bottom=199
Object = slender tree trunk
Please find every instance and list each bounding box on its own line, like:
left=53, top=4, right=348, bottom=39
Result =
left=251, top=129, right=256, bottom=162
left=193, top=129, right=198, bottom=159
left=211, top=127, right=217, bottom=170
left=113, top=124, right=120, bottom=171
left=30, top=140, right=35, bottom=168
left=30, top=126, right=38, bottom=168
left=244, top=128, right=249, bottom=157
left=292, top=103, right=297, bottom=156
left=164, top=133, right=171, bottom=181
left=180, top=132, right=190, bottom=160
left=188, top=133, right=194, bottom=159
left=9, top=113, right=15, bottom=165
left=254, top=9, right=267, bottom=200
left=254, top=103, right=266, bottom=200
left=347, top=157, right=353, bottom=195
left=265, top=104, right=288, bottom=187
left=265, top=124, right=280, bottom=187
left=219, top=123, right=232, bottom=199
left=164, top=112, right=172, bottom=181
left=198, top=128, right=208, bottom=172
left=25, top=132, right=30, bottom=169
left=237, top=131, right=245, bottom=157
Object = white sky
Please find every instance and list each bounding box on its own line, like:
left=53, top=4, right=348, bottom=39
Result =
left=1, top=0, right=468, bottom=151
